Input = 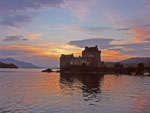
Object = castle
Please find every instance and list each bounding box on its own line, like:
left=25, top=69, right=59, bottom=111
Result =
left=60, top=45, right=104, bottom=69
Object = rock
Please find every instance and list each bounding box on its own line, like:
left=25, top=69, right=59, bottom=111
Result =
left=42, top=68, right=52, bottom=72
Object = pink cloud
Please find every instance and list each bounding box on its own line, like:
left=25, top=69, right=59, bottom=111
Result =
left=131, top=27, right=150, bottom=42
left=145, top=0, right=150, bottom=8
left=62, top=0, right=97, bottom=20
left=28, top=33, right=43, bottom=40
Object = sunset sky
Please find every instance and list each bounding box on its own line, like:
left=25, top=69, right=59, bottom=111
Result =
left=0, top=0, right=150, bottom=67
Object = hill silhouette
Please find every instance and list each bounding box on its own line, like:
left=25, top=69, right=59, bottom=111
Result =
left=0, top=58, right=39, bottom=68
left=105, top=57, right=150, bottom=67
left=0, top=62, right=18, bottom=68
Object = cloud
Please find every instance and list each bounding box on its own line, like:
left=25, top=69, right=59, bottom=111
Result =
left=142, top=24, right=150, bottom=28
left=0, top=43, right=82, bottom=59
left=0, top=0, right=94, bottom=21
left=0, top=43, right=82, bottom=67
left=69, top=38, right=150, bottom=60
left=69, top=38, right=115, bottom=49
left=145, top=0, right=150, bottom=8
left=62, top=0, right=94, bottom=20
left=145, top=38, right=150, bottom=41
left=0, top=14, right=34, bottom=27
left=102, top=49, right=134, bottom=61
left=1, top=40, right=149, bottom=65
left=122, top=43, right=150, bottom=49
left=116, top=24, right=150, bottom=32
left=71, top=26, right=113, bottom=34
left=0, top=49, right=58, bottom=67
left=110, top=43, right=150, bottom=57
left=116, top=27, right=130, bottom=31
left=3, top=35, right=28, bottom=42
left=0, top=0, right=96, bottom=27
left=0, top=0, right=64, bottom=16
left=104, top=9, right=122, bottom=24
left=0, top=0, right=64, bottom=27
left=0, top=42, right=134, bottom=65
left=131, top=27, right=150, bottom=42
left=28, top=33, right=43, bottom=40
left=0, top=49, right=28, bottom=56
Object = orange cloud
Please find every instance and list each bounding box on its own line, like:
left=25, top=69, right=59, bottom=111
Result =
left=0, top=43, right=134, bottom=62
left=0, top=43, right=82, bottom=59
left=131, top=27, right=150, bottom=42
left=28, top=33, right=43, bottom=40
left=102, top=49, right=134, bottom=61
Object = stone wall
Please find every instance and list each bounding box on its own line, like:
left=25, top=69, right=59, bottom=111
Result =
left=72, top=57, right=92, bottom=67
left=60, top=54, right=73, bottom=69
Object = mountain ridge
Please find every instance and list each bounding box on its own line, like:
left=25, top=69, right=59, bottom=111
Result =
left=0, top=61, right=18, bottom=68
left=0, top=58, right=39, bottom=68
left=105, top=57, right=150, bottom=67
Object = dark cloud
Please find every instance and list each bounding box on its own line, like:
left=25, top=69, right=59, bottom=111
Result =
left=144, top=38, right=150, bottom=41
left=0, top=0, right=65, bottom=27
left=0, top=14, right=33, bottom=27
left=83, top=26, right=113, bottom=32
left=116, top=27, right=130, bottom=31
left=69, top=38, right=114, bottom=49
left=142, top=24, right=150, bottom=28
left=22, top=39, right=28, bottom=41
left=0, top=0, right=64, bottom=16
left=121, top=43, right=150, bottom=50
left=111, top=43, right=150, bottom=56
left=3, top=35, right=28, bottom=42
left=69, top=38, right=150, bottom=57
left=116, top=24, right=150, bottom=32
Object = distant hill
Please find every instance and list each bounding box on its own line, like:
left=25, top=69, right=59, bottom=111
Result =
left=105, top=57, right=150, bottom=67
left=0, top=58, right=39, bottom=68
left=0, top=62, right=18, bottom=68
left=120, top=57, right=150, bottom=64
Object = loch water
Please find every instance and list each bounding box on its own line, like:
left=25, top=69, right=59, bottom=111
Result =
left=0, top=68, right=150, bottom=113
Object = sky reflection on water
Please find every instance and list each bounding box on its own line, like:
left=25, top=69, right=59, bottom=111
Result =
left=0, top=69, right=150, bottom=113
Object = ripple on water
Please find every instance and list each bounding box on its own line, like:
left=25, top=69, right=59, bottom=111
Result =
left=0, top=69, right=150, bottom=113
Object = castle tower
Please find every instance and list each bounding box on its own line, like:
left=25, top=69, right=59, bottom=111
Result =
left=60, top=54, right=74, bottom=69
left=82, top=45, right=101, bottom=62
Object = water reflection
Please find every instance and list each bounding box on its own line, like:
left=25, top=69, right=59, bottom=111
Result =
left=60, top=72, right=104, bottom=102
left=1, top=69, right=150, bottom=113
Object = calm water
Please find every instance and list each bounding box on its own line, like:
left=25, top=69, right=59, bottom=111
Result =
left=0, top=69, right=150, bottom=113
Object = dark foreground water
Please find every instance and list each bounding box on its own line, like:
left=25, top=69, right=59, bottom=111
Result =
left=0, top=69, right=150, bottom=113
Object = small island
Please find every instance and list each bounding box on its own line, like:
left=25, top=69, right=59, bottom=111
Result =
left=0, top=62, right=18, bottom=68
left=42, top=68, right=52, bottom=72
